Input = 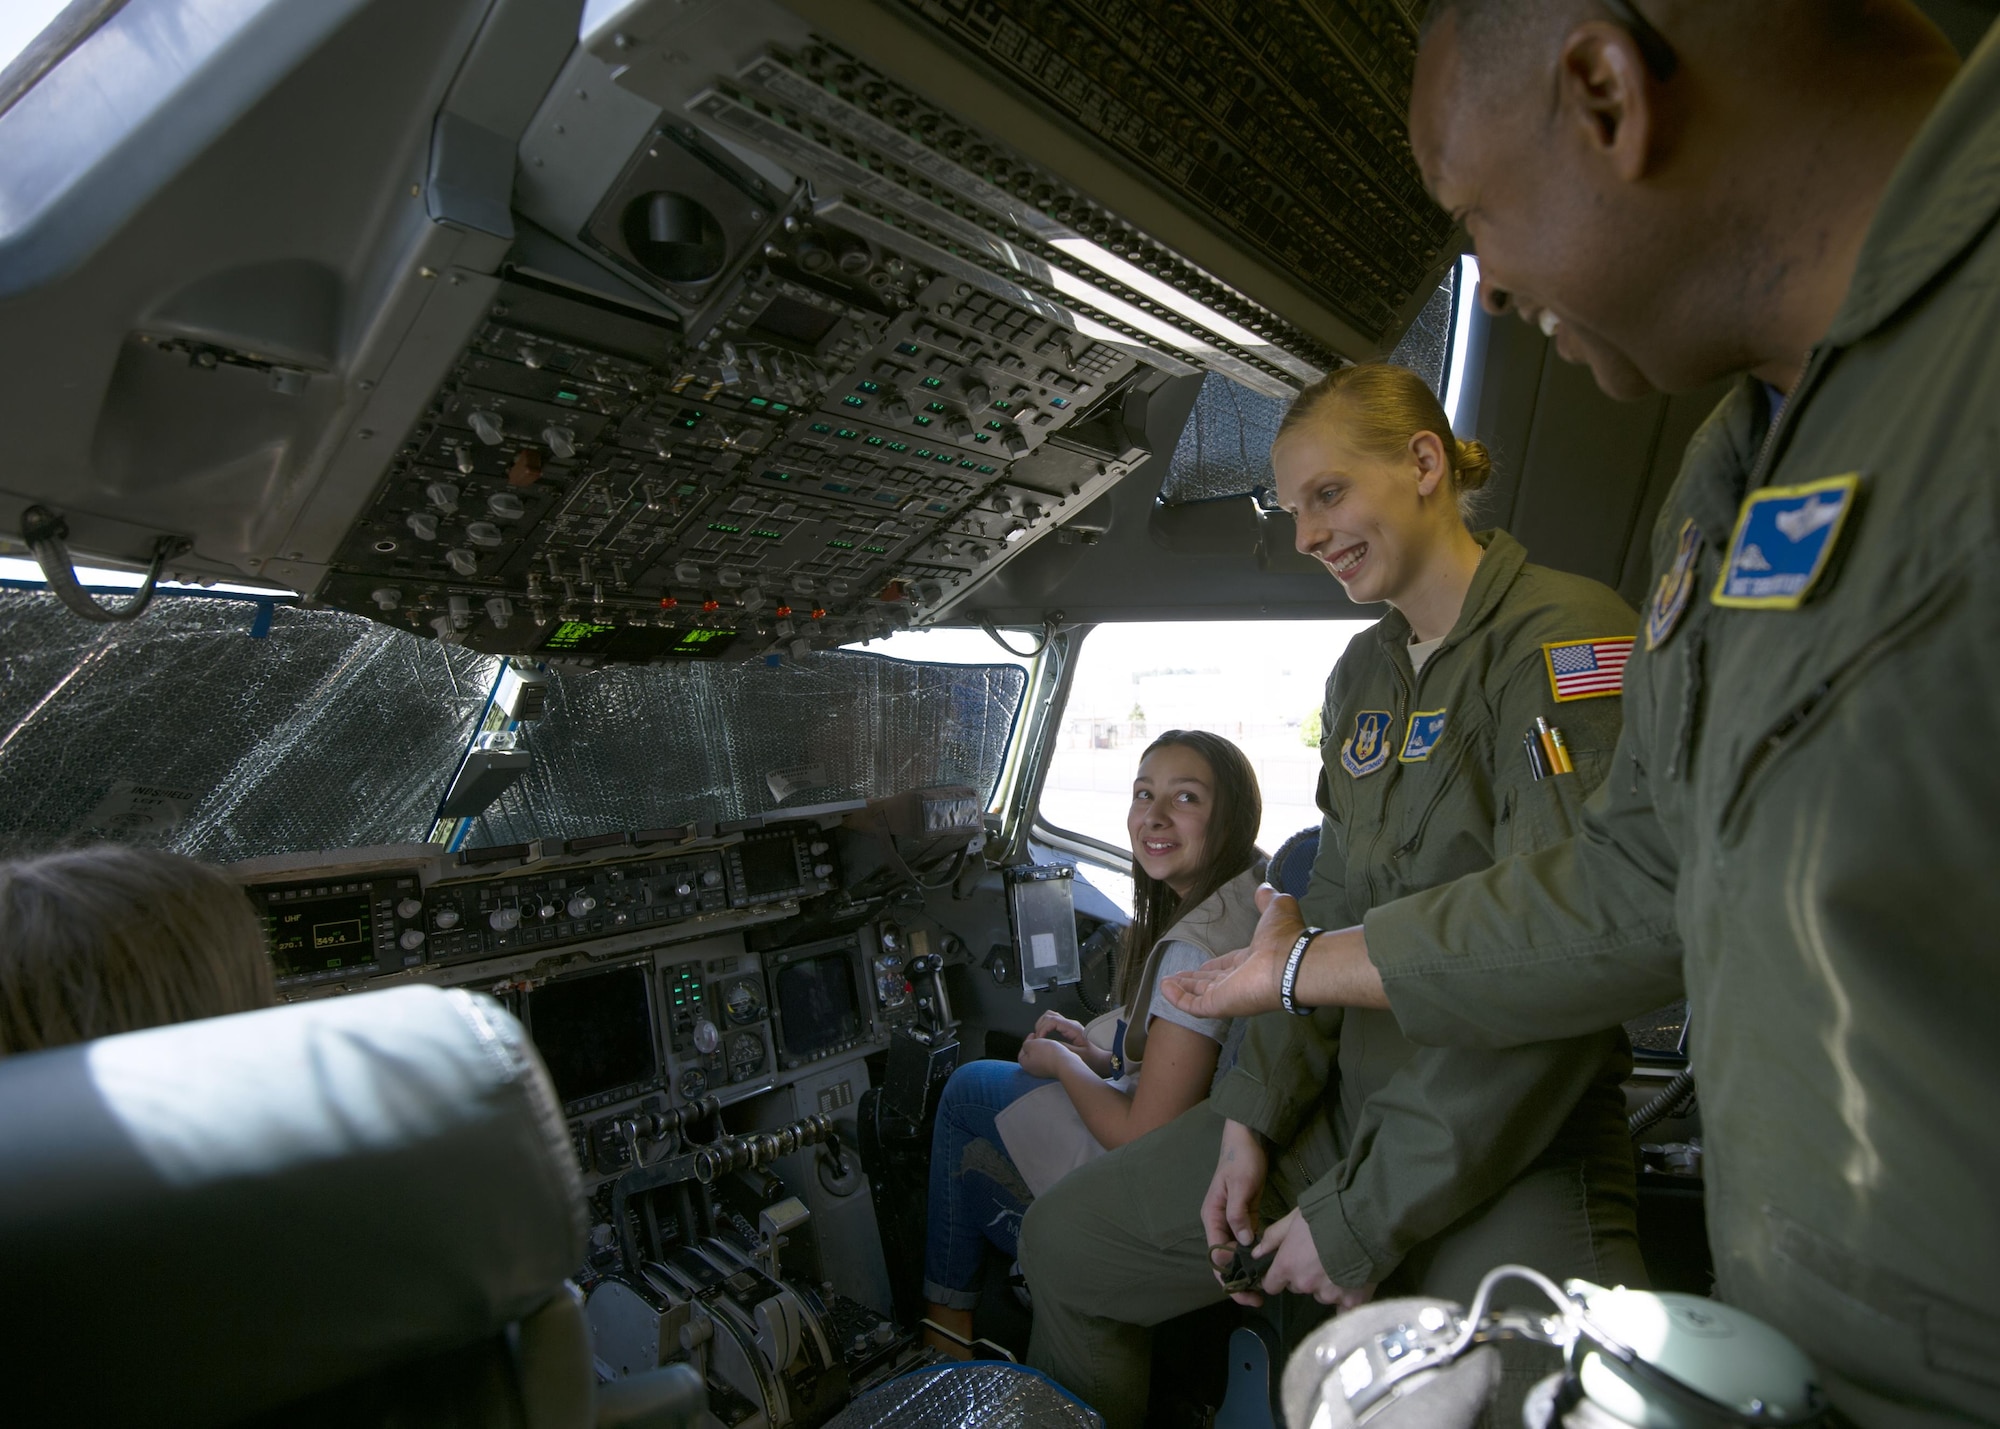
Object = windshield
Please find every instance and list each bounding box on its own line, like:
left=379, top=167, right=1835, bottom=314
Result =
left=0, top=589, right=1028, bottom=859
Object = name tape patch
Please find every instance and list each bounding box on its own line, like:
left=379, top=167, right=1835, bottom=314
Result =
left=1399, top=710, right=1449, bottom=763
left=1544, top=637, right=1633, bottom=702
left=1342, top=710, right=1393, bottom=777
left=1713, top=473, right=1860, bottom=609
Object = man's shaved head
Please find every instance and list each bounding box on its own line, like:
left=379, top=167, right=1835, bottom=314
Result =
left=1409, top=0, right=1958, bottom=396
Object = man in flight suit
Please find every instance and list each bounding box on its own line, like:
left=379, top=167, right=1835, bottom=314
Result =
left=1166, top=3, right=1999, bottom=1422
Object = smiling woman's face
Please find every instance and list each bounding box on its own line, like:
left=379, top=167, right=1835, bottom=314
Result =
left=1271, top=415, right=1441, bottom=611
left=1127, top=742, right=1215, bottom=898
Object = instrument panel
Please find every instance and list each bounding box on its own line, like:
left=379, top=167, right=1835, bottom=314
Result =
left=232, top=809, right=940, bottom=1191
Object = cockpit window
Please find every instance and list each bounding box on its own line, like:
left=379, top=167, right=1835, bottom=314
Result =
left=0, top=589, right=498, bottom=861
left=0, top=1, right=103, bottom=117
left=1158, top=269, right=1462, bottom=509
left=458, top=649, right=1027, bottom=848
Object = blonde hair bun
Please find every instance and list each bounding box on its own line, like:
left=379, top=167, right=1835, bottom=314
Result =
left=1453, top=438, right=1494, bottom=491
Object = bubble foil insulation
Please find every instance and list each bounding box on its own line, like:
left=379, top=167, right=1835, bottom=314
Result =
left=1159, top=271, right=1457, bottom=510
left=464, top=649, right=1026, bottom=846
left=822, top=1363, right=1102, bottom=1429
left=0, top=592, right=498, bottom=860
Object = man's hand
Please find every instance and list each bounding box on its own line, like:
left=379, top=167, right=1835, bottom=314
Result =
left=1252, top=1209, right=1376, bottom=1309
left=1016, top=1032, right=1076, bottom=1080
left=1202, top=1120, right=1270, bottom=1306
left=1162, top=885, right=1299, bottom=1020
left=1162, top=891, right=1391, bottom=1018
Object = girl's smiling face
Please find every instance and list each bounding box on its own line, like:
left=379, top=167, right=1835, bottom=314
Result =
left=1127, top=743, right=1216, bottom=898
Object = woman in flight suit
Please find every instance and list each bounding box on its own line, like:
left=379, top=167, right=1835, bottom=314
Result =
left=1021, top=364, right=1647, bottom=1429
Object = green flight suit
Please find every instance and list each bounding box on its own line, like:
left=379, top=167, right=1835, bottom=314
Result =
left=1362, top=31, right=2000, bottom=1428
left=1021, top=531, right=1645, bottom=1429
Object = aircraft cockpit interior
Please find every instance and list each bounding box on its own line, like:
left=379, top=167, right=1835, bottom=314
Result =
left=2, top=0, right=1995, bottom=1426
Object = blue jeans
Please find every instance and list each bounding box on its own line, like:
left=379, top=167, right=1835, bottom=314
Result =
left=922, top=1058, right=1046, bottom=1310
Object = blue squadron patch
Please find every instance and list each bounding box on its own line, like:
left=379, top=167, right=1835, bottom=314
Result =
left=1341, top=710, right=1393, bottom=777
left=1646, top=518, right=1704, bottom=649
left=1713, top=474, right=1860, bottom=609
left=1399, top=710, right=1449, bottom=763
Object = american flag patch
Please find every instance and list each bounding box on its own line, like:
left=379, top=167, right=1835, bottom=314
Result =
left=1544, top=637, right=1634, bottom=701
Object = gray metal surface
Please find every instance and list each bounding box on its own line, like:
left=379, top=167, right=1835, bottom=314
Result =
left=464, top=649, right=1025, bottom=845
left=823, top=1363, right=1102, bottom=1429
left=0, top=590, right=497, bottom=860
left=1388, top=271, right=1457, bottom=406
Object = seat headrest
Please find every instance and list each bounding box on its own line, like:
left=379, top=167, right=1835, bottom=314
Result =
left=0, top=985, right=586, bottom=1427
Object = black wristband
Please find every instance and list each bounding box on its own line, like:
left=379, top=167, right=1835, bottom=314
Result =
left=1280, top=928, right=1324, bottom=1016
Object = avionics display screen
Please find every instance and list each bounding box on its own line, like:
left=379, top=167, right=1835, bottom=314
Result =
left=738, top=837, right=800, bottom=898
left=266, top=894, right=375, bottom=979
left=774, top=952, right=862, bottom=1058
left=527, top=964, right=658, bottom=1106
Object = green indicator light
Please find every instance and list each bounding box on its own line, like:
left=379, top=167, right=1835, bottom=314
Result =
left=769, top=401, right=789, bottom=413
left=913, top=415, right=932, bottom=427
left=750, top=529, right=782, bottom=540
left=985, top=420, right=1004, bottom=430
left=914, top=448, right=933, bottom=458
left=861, top=544, right=886, bottom=553
left=678, top=483, right=699, bottom=495
left=680, top=629, right=727, bottom=644
left=933, top=452, right=954, bottom=463
left=925, top=401, right=946, bottom=413
left=810, top=421, right=832, bottom=433
left=993, top=400, right=1012, bottom=410
left=887, top=441, right=909, bottom=452
left=864, top=435, right=885, bottom=446
left=973, top=433, right=991, bottom=443
left=959, top=458, right=977, bottom=468
left=708, top=522, right=742, bottom=534
left=748, top=396, right=768, bottom=407
left=842, top=395, right=866, bottom=408
left=836, top=428, right=858, bottom=439
left=922, top=376, right=943, bottom=388
left=896, top=342, right=920, bottom=355
left=827, top=539, right=856, bottom=549
left=976, top=464, right=996, bottom=474
left=855, top=380, right=881, bottom=393
left=556, top=390, right=580, bottom=402
left=762, top=470, right=791, bottom=482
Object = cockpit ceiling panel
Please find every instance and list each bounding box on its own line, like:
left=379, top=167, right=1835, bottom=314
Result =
left=851, top=0, right=1455, bottom=349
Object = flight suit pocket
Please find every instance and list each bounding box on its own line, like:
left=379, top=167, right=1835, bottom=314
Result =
left=1496, top=773, right=1585, bottom=859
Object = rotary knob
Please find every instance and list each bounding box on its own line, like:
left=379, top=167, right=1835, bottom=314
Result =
left=693, top=1019, right=721, bottom=1055
left=488, top=907, right=521, bottom=932
left=700, top=870, right=723, bottom=889
left=395, top=897, right=423, bottom=920
left=398, top=928, right=426, bottom=952
left=433, top=907, right=460, bottom=930
left=675, top=881, right=693, bottom=897
left=566, top=893, right=597, bottom=919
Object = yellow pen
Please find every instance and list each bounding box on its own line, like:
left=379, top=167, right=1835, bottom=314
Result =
left=1535, top=717, right=1566, bottom=775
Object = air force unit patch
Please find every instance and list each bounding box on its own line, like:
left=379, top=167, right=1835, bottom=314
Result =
left=1342, top=710, right=1393, bottom=777
left=1399, top=710, right=1449, bottom=763
left=1646, top=518, right=1704, bottom=650
left=1714, top=473, right=1860, bottom=608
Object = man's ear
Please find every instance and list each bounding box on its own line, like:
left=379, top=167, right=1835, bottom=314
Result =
left=1558, top=20, right=1655, bottom=182
left=1410, top=430, right=1449, bottom=498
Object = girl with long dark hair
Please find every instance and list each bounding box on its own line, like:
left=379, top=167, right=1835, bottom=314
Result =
left=919, top=730, right=1263, bottom=1357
